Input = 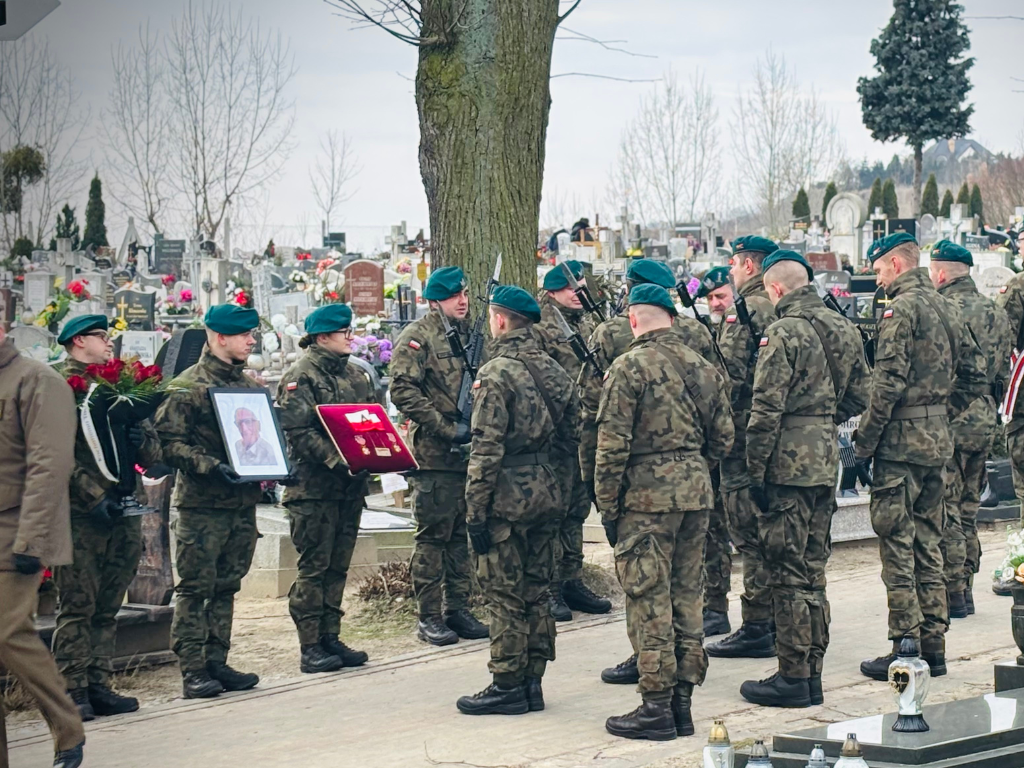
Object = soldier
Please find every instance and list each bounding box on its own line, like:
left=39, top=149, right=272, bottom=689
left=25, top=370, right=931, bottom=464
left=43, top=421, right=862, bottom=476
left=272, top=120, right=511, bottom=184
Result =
left=706, top=236, right=780, bottom=661
left=0, top=324, right=85, bottom=768
left=277, top=304, right=373, bottom=674
left=738, top=252, right=869, bottom=708
left=533, top=261, right=610, bottom=620
left=595, top=284, right=733, bottom=741
left=855, top=233, right=987, bottom=681
left=390, top=267, right=489, bottom=646
left=456, top=286, right=579, bottom=716
left=929, top=241, right=1011, bottom=616
left=52, top=315, right=162, bottom=720
left=155, top=304, right=268, bottom=699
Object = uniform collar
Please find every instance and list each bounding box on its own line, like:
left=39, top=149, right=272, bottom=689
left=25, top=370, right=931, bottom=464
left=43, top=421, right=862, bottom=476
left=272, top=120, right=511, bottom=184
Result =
left=630, top=326, right=673, bottom=347
left=307, top=343, right=349, bottom=376
left=774, top=284, right=820, bottom=318
left=937, top=274, right=977, bottom=297
left=199, top=348, right=248, bottom=381
left=541, top=292, right=585, bottom=322
left=495, top=327, right=537, bottom=353
left=429, top=308, right=471, bottom=334
left=62, top=357, right=89, bottom=377
left=738, top=274, right=767, bottom=299
left=886, top=267, right=932, bottom=299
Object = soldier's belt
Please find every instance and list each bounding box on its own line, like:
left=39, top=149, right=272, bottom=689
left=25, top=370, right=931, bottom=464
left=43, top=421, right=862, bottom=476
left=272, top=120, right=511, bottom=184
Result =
left=626, top=448, right=697, bottom=467
left=501, top=452, right=549, bottom=467
left=780, top=414, right=831, bottom=427
left=891, top=404, right=946, bottom=420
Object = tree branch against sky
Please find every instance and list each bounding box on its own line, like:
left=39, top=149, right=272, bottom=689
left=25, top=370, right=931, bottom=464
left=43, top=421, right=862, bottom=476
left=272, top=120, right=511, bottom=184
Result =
left=309, top=130, right=360, bottom=235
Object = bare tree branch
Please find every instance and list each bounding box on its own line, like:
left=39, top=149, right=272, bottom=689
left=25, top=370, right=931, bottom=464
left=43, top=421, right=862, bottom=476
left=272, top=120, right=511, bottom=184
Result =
left=551, top=72, right=657, bottom=82
left=557, top=0, right=584, bottom=25
left=324, top=0, right=429, bottom=46
left=557, top=27, right=657, bottom=59
left=309, top=130, right=360, bottom=233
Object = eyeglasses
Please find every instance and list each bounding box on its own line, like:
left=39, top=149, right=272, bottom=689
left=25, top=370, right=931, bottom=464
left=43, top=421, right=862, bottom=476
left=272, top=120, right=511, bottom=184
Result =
left=82, top=331, right=111, bottom=342
left=336, top=329, right=354, bottom=339
left=235, top=418, right=258, bottom=427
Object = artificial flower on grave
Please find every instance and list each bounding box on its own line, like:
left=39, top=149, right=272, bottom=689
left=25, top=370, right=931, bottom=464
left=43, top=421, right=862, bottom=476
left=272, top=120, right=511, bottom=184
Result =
left=110, top=316, right=129, bottom=339
left=315, top=258, right=337, bottom=277
left=349, top=333, right=393, bottom=375
left=384, top=283, right=397, bottom=299
left=161, top=274, right=177, bottom=287
left=180, top=288, right=193, bottom=303
left=36, top=277, right=93, bottom=328
left=231, top=287, right=252, bottom=308
left=289, top=270, right=307, bottom=285
left=296, top=251, right=312, bottom=261
left=395, top=258, right=412, bottom=275
left=994, top=526, right=1024, bottom=585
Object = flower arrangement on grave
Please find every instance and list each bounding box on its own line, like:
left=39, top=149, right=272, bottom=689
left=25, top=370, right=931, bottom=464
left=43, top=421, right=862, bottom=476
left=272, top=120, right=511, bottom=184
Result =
left=994, top=526, right=1024, bottom=586
left=162, top=287, right=194, bottom=316
left=395, top=258, right=412, bottom=275
left=305, top=258, right=344, bottom=305
left=109, top=316, right=129, bottom=339
left=35, top=278, right=93, bottom=328
left=289, top=270, right=307, bottom=285
left=350, top=333, right=393, bottom=375
left=161, top=273, right=177, bottom=288
left=230, top=287, right=251, bottom=307
left=384, top=283, right=397, bottom=299
left=296, top=251, right=312, bottom=261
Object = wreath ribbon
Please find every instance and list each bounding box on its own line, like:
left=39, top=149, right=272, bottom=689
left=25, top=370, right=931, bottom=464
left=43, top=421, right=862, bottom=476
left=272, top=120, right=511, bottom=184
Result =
left=79, top=383, right=120, bottom=483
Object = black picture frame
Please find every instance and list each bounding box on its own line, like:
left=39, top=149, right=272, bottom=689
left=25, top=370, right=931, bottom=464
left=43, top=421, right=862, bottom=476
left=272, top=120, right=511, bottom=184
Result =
left=208, top=387, right=290, bottom=481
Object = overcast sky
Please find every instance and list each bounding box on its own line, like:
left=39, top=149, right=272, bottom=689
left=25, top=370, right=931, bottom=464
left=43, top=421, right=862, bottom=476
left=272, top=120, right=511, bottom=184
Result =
left=30, top=0, right=1024, bottom=252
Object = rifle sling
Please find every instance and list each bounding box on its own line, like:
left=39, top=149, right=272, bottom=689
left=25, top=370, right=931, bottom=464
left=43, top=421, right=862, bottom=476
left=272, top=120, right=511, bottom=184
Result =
left=802, top=315, right=842, bottom=402
left=920, top=292, right=958, bottom=368
left=513, top=355, right=562, bottom=430
left=651, top=347, right=712, bottom=442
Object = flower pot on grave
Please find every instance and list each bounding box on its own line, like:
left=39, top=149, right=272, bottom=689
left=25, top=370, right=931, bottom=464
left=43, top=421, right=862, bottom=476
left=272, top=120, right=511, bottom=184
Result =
left=1012, top=584, right=1024, bottom=665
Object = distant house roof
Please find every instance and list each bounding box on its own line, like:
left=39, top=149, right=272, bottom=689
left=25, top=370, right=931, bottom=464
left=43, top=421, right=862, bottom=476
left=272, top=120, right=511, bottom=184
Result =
left=923, top=138, right=994, bottom=164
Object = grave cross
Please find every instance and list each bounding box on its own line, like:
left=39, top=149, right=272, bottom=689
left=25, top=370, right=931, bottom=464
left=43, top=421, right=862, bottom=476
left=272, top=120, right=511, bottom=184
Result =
left=116, top=294, right=129, bottom=322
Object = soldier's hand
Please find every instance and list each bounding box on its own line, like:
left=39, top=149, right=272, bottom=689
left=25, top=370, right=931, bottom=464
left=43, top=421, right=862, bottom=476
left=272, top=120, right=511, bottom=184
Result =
left=854, top=456, right=873, bottom=487
left=602, top=520, right=618, bottom=548
left=88, top=494, right=121, bottom=527
left=348, top=469, right=371, bottom=481
left=467, top=520, right=491, bottom=555
left=276, top=469, right=300, bottom=487
left=12, top=553, right=42, bottom=575
left=127, top=424, right=146, bottom=448
left=749, top=484, right=769, bottom=514
left=452, top=421, right=472, bottom=445
left=215, top=463, right=247, bottom=485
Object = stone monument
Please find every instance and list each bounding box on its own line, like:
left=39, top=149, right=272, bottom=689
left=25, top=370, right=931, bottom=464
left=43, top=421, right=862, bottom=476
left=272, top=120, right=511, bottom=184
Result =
left=343, top=259, right=385, bottom=316
left=825, top=194, right=868, bottom=269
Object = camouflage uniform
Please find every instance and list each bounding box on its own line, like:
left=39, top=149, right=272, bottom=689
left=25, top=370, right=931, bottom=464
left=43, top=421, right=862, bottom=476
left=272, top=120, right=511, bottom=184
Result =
left=937, top=276, right=1011, bottom=593
left=465, top=328, right=579, bottom=684
left=52, top=359, right=162, bottom=691
left=391, top=311, right=479, bottom=618
left=595, top=329, right=734, bottom=696
left=276, top=345, right=376, bottom=645
left=715, top=276, right=777, bottom=623
left=995, top=273, right=1024, bottom=523
left=745, top=285, right=870, bottom=678
left=855, top=268, right=987, bottom=653
left=155, top=350, right=264, bottom=673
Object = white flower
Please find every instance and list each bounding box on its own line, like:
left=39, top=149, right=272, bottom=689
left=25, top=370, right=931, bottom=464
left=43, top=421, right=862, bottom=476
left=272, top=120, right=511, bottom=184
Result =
left=1004, top=567, right=1017, bottom=581
left=270, top=314, right=288, bottom=333
left=261, top=331, right=280, bottom=353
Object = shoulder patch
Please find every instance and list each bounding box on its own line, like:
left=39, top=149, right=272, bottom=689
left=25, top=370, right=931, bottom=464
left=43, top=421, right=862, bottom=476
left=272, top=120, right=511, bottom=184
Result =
left=1001, top=285, right=1008, bottom=294
left=726, top=315, right=737, bottom=323
left=408, top=340, right=422, bottom=350
left=883, top=308, right=894, bottom=319
left=286, top=381, right=298, bottom=391
left=759, top=336, right=769, bottom=347
left=603, top=371, right=610, bottom=381
left=472, top=379, right=481, bottom=389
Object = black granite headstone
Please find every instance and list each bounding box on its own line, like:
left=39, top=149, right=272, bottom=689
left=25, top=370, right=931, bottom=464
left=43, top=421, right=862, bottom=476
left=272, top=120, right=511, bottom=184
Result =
left=157, top=328, right=208, bottom=376
left=153, top=237, right=186, bottom=276
left=115, top=290, right=156, bottom=331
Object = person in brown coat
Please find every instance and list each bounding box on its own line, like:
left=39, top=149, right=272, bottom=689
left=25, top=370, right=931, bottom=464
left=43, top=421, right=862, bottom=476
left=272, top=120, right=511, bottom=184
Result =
left=0, top=326, right=85, bottom=768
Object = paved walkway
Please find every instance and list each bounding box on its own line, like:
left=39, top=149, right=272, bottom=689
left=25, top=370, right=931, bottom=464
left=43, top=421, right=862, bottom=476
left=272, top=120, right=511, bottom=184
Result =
left=8, top=543, right=1020, bottom=768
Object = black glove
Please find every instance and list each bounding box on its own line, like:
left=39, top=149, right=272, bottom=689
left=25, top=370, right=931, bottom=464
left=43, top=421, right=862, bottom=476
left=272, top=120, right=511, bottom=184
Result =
left=452, top=421, right=471, bottom=445
left=749, top=484, right=769, bottom=514
left=215, top=463, right=247, bottom=485
left=13, top=553, right=42, bottom=575
left=602, top=520, right=618, bottom=548
left=127, top=424, right=146, bottom=448
left=276, top=469, right=300, bottom=487
left=349, top=469, right=371, bottom=481
left=467, top=520, right=491, bottom=555
left=88, top=494, right=121, bottom=527
left=854, top=456, right=874, bottom=487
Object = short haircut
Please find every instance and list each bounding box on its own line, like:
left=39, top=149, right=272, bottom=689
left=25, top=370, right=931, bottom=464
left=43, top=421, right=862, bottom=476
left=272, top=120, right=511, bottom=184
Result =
left=890, top=242, right=920, bottom=268
left=490, top=305, right=532, bottom=330
left=742, top=251, right=768, bottom=270
left=938, top=261, right=970, bottom=279
left=628, top=303, right=672, bottom=326
left=763, top=261, right=809, bottom=294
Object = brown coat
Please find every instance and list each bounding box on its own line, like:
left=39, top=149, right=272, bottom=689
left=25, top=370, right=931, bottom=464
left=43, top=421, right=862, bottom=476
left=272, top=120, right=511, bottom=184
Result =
left=0, top=338, right=76, bottom=569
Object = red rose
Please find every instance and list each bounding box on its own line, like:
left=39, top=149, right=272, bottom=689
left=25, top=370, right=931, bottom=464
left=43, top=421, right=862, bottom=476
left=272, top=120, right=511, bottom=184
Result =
left=66, top=375, right=89, bottom=394
left=67, top=280, right=85, bottom=297
left=132, top=362, right=163, bottom=385
left=161, top=274, right=176, bottom=287
left=87, top=359, right=124, bottom=385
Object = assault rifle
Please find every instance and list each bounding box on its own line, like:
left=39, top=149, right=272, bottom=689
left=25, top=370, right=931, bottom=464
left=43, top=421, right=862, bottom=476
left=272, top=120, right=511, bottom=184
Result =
left=675, top=278, right=728, bottom=370
left=822, top=291, right=875, bottom=367
left=552, top=306, right=603, bottom=378
left=560, top=261, right=606, bottom=322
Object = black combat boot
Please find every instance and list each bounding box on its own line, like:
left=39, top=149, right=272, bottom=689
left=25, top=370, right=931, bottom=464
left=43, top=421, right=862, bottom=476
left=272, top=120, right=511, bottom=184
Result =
left=525, top=677, right=544, bottom=711
left=605, top=696, right=677, bottom=741
left=321, top=634, right=369, bottom=666
left=206, top=661, right=259, bottom=691
left=53, top=740, right=85, bottom=768
left=740, top=672, right=812, bottom=708
left=417, top=615, right=459, bottom=646
left=965, top=587, right=975, bottom=615
left=601, top=653, right=639, bottom=685
left=948, top=590, right=968, bottom=619
left=923, top=651, right=947, bottom=677
left=87, top=682, right=139, bottom=715
left=68, top=688, right=95, bottom=722
left=300, top=643, right=344, bottom=674
left=445, top=608, right=489, bottom=639
left=809, top=675, right=823, bottom=706
left=703, top=608, right=731, bottom=637
left=456, top=682, right=529, bottom=715
left=705, top=622, right=776, bottom=658
left=562, top=579, right=612, bottom=614
left=859, top=645, right=898, bottom=681
left=671, top=683, right=695, bottom=737
left=182, top=670, right=224, bottom=699
left=549, top=588, right=573, bottom=622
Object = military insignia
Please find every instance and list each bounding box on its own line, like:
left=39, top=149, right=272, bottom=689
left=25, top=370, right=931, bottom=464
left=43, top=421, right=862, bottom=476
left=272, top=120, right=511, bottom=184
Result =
left=759, top=336, right=769, bottom=347
left=408, top=340, right=422, bottom=350
left=286, top=381, right=298, bottom=391
left=736, top=243, right=745, bottom=250
left=1001, top=285, right=1008, bottom=294
left=603, top=372, right=609, bottom=381
left=473, top=379, right=481, bottom=389
left=883, top=308, right=894, bottom=319
left=726, top=315, right=737, bottom=323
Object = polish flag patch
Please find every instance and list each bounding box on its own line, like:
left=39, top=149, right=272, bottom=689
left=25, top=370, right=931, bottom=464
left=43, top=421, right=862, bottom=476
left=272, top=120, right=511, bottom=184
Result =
left=1001, top=285, right=1008, bottom=294
left=286, top=381, right=298, bottom=391
left=883, top=308, right=895, bottom=318
left=726, top=315, right=737, bottom=323
left=408, top=340, right=421, bottom=350
left=759, top=336, right=769, bottom=347
left=473, top=380, right=481, bottom=389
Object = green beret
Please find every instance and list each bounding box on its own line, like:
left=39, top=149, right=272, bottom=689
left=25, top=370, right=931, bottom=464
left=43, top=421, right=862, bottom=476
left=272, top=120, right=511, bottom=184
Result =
left=868, top=232, right=917, bottom=263
left=490, top=285, right=541, bottom=323
left=931, top=239, right=973, bottom=266
left=304, top=303, right=353, bottom=335
left=731, top=236, right=779, bottom=257
left=626, top=259, right=675, bottom=288
left=422, top=266, right=467, bottom=301
left=697, top=266, right=731, bottom=298
left=204, top=304, right=260, bottom=335
left=58, top=314, right=108, bottom=345
left=628, top=283, right=677, bottom=316
left=542, top=260, right=584, bottom=291
left=762, top=250, right=813, bottom=280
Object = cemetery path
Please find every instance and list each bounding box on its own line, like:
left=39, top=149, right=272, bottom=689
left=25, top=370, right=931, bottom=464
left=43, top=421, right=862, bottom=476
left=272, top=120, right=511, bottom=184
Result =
left=6, top=531, right=1020, bottom=768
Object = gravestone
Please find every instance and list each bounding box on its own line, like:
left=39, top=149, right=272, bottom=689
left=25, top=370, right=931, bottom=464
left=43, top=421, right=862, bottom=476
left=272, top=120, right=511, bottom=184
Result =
left=343, top=260, right=385, bottom=316
left=978, top=267, right=1016, bottom=299
left=251, top=262, right=274, bottom=318
left=9, top=326, right=54, bottom=360
left=79, top=271, right=111, bottom=306
left=887, top=218, right=918, bottom=239
left=115, top=289, right=157, bottom=331
left=806, top=252, right=840, bottom=273
left=119, top=330, right=163, bottom=365
left=816, top=270, right=852, bottom=294
left=23, top=272, right=53, bottom=313
left=112, top=269, right=133, bottom=289
left=198, top=257, right=229, bottom=307
left=825, top=193, right=868, bottom=268
left=152, top=236, right=186, bottom=276
left=156, top=328, right=208, bottom=376
left=269, top=290, right=310, bottom=318
left=920, top=214, right=938, bottom=246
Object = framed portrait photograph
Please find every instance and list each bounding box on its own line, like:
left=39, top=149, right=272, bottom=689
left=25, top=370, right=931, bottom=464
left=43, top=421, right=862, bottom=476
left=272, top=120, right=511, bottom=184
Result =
left=209, top=387, right=290, bottom=481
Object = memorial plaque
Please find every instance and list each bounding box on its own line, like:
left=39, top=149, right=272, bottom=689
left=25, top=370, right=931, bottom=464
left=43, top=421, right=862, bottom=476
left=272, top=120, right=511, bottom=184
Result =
left=887, top=218, right=918, bottom=239
left=817, top=270, right=852, bottom=294
left=343, top=259, right=385, bottom=316
left=112, top=269, right=133, bottom=289
left=642, top=245, right=669, bottom=260
left=115, top=289, right=157, bottom=331
left=807, top=252, right=840, bottom=273
left=153, top=237, right=186, bottom=276
left=119, top=330, right=163, bottom=365
left=24, top=272, right=53, bottom=313
left=978, top=266, right=1016, bottom=299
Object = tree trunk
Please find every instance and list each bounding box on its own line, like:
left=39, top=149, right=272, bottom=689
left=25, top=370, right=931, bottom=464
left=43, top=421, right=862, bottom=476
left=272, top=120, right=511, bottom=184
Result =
left=913, top=143, right=923, bottom=218
left=416, top=0, right=559, bottom=300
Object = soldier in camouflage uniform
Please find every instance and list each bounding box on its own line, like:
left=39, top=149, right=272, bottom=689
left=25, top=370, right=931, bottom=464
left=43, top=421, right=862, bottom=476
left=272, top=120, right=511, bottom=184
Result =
left=706, top=236, right=780, bottom=660
left=52, top=315, right=162, bottom=720
left=390, top=267, right=489, bottom=646
left=596, top=284, right=734, bottom=741
left=737, top=253, right=870, bottom=708
left=856, top=233, right=988, bottom=681
left=276, top=304, right=373, bottom=674
left=930, top=241, right=1011, bottom=616
left=456, top=286, right=579, bottom=716
left=155, top=304, right=268, bottom=699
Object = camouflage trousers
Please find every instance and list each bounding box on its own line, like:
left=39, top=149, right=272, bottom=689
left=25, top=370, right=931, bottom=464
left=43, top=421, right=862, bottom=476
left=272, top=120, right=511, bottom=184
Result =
left=476, top=516, right=558, bottom=685
left=409, top=471, right=472, bottom=619
left=724, top=486, right=773, bottom=623
left=758, top=484, right=834, bottom=679
left=940, top=448, right=987, bottom=593
left=703, top=491, right=732, bottom=614
left=286, top=495, right=364, bottom=645
left=52, top=514, right=142, bottom=690
left=870, top=459, right=948, bottom=653
left=171, top=506, right=258, bottom=673
left=557, top=455, right=592, bottom=583
left=613, top=509, right=709, bottom=695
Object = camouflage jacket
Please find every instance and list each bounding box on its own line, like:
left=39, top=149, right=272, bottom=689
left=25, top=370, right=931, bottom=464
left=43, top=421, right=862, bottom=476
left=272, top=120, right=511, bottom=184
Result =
left=716, top=275, right=777, bottom=491
left=745, top=285, right=870, bottom=487
left=465, top=329, right=580, bottom=526
left=390, top=310, right=484, bottom=473
left=62, top=358, right=162, bottom=516
left=155, top=349, right=265, bottom=509
left=996, top=271, right=1024, bottom=431
left=594, top=328, right=734, bottom=520
left=276, top=345, right=377, bottom=502
left=532, top=294, right=596, bottom=382
left=939, top=275, right=1012, bottom=451
left=855, top=268, right=988, bottom=467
